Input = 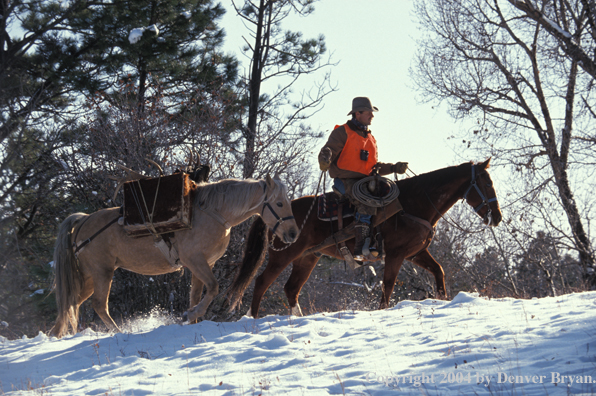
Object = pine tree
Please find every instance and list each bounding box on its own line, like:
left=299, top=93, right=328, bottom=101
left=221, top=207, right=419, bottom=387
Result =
left=0, top=0, right=240, bottom=338
left=230, top=0, right=336, bottom=180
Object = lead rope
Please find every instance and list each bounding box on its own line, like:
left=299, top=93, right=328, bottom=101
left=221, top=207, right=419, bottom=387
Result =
left=269, top=171, right=326, bottom=252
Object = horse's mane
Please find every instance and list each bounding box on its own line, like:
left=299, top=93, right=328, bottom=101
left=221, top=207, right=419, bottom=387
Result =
left=397, top=162, right=473, bottom=196
left=194, top=177, right=284, bottom=218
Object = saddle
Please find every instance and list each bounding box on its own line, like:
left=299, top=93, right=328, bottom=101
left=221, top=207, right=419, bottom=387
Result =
left=317, top=192, right=355, bottom=221
left=317, top=176, right=393, bottom=221
left=317, top=189, right=386, bottom=269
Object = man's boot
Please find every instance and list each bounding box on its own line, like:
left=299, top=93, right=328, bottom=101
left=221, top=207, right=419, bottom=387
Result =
left=353, top=222, right=370, bottom=261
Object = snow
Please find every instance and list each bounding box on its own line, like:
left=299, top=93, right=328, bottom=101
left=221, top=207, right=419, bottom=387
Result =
left=128, top=28, right=144, bottom=44
left=147, top=24, right=159, bottom=36
left=28, top=289, right=44, bottom=298
left=129, top=25, right=160, bottom=44
left=543, top=16, right=573, bottom=40
left=2, top=291, right=596, bottom=395
left=58, top=160, right=68, bottom=171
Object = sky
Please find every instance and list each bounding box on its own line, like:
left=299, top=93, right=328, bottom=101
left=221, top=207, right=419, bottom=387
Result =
left=220, top=0, right=464, bottom=175
left=8, top=1, right=465, bottom=176
left=2, top=291, right=595, bottom=395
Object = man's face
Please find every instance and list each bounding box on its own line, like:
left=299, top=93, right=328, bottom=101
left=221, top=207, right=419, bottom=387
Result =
left=355, top=110, right=374, bottom=126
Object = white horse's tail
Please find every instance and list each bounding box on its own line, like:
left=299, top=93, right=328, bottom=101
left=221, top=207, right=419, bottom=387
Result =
left=50, top=213, right=87, bottom=337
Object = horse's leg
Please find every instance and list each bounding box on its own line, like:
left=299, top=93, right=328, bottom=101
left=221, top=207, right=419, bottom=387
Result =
left=380, top=253, right=406, bottom=309
left=50, top=313, right=69, bottom=338
left=73, top=278, right=95, bottom=330
left=190, top=274, right=204, bottom=307
left=250, top=253, right=294, bottom=318
left=91, top=268, right=121, bottom=333
left=411, top=249, right=447, bottom=298
left=188, top=274, right=204, bottom=324
left=184, top=256, right=218, bottom=323
left=284, top=254, right=320, bottom=317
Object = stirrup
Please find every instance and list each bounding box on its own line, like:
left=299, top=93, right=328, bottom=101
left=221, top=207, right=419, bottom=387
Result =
left=340, top=245, right=361, bottom=269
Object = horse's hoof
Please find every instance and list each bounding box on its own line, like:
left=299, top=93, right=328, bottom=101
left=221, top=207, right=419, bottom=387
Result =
left=182, top=311, right=188, bottom=322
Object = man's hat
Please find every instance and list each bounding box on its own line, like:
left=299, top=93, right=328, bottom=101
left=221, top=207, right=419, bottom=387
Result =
left=347, top=97, right=379, bottom=116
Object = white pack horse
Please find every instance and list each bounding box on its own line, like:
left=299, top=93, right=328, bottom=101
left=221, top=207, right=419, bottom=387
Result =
left=50, top=174, right=297, bottom=337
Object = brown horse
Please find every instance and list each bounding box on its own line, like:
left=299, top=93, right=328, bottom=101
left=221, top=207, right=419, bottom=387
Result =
left=227, top=159, right=502, bottom=318
left=50, top=174, right=298, bottom=337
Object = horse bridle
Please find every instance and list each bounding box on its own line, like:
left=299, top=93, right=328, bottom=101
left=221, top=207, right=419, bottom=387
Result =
left=261, top=182, right=295, bottom=235
left=423, top=163, right=498, bottom=231
left=462, top=164, right=499, bottom=226
left=267, top=171, right=327, bottom=251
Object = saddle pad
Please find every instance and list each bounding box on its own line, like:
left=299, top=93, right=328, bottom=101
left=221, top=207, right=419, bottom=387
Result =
left=123, top=172, right=194, bottom=237
left=317, top=192, right=355, bottom=221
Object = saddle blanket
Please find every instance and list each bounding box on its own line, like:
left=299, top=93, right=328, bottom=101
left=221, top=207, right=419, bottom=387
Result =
left=123, top=172, right=195, bottom=237
left=317, top=192, right=355, bottom=221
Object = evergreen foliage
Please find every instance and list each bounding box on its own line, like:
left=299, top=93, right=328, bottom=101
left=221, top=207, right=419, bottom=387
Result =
left=0, top=0, right=240, bottom=337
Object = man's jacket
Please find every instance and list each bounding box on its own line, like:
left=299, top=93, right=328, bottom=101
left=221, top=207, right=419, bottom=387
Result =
left=319, top=120, right=393, bottom=179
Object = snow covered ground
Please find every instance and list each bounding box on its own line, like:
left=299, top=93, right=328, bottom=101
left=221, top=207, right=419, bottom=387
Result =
left=1, top=291, right=596, bottom=395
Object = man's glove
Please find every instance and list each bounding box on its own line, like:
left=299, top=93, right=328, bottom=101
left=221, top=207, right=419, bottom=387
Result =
left=392, top=162, right=408, bottom=174
left=318, top=147, right=332, bottom=172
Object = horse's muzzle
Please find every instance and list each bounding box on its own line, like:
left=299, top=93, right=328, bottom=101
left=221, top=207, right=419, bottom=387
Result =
left=283, top=228, right=298, bottom=244
left=484, top=208, right=502, bottom=227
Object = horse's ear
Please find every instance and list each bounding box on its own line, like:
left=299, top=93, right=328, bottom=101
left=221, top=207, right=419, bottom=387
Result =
left=273, top=171, right=281, bottom=181
left=481, top=157, right=491, bottom=169
left=266, top=174, right=275, bottom=189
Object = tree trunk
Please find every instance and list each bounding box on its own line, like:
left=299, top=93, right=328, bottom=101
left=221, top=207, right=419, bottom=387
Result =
left=549, top=60, right=594, bottom=282
left=137, top=63, right=147, bottom=113
left=243, top=0, right=267, bottom=179
left=552, top=162, right=595, bottom=280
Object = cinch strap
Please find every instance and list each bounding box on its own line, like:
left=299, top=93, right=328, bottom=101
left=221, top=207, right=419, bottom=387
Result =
left=73, top=215, right=119, bottom=257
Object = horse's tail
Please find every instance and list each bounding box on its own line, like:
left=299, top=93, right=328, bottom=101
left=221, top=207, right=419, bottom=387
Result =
left=50, top=213, right=87, bottom=337
left=226, top=216, right=269, bottom=312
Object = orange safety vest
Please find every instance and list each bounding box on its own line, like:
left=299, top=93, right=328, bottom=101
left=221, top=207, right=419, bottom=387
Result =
left=336, top=123, right=378, bottom=176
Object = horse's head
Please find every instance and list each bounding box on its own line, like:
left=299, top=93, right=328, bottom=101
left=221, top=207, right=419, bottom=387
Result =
left=188, top=164, right=210, bottom=183
left=463, top=158, right=502, bottom=226
left=261, top=174, right=299, bottom=243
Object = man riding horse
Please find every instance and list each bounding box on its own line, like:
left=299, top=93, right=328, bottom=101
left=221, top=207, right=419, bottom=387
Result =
left=318, top=97, right=408, bottom=261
